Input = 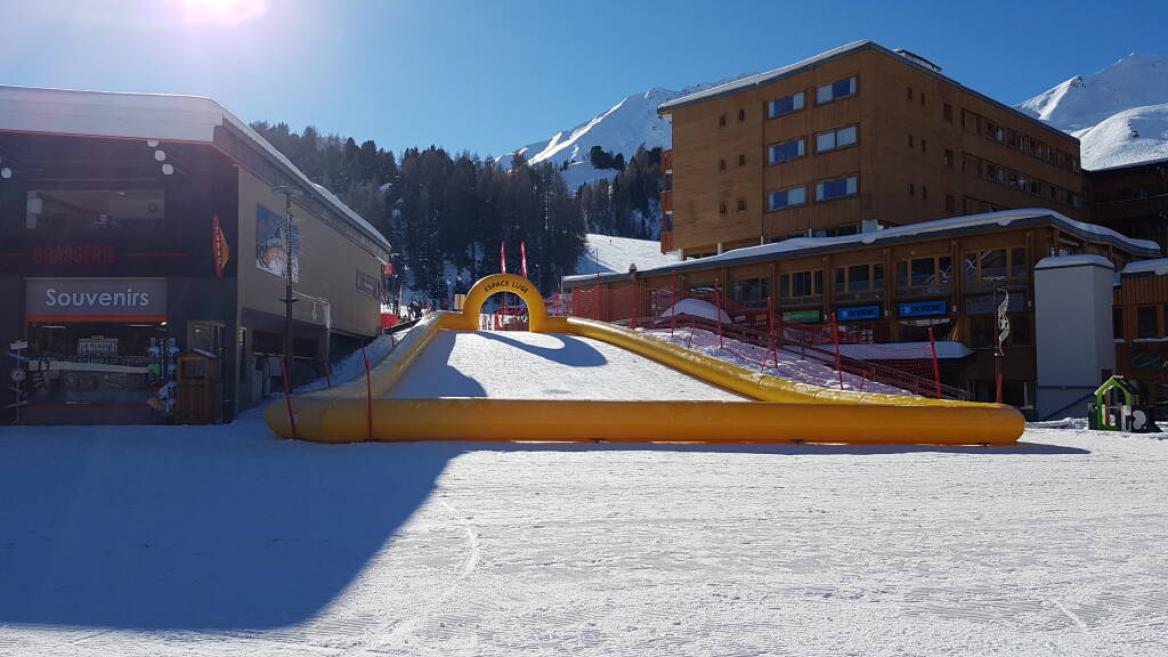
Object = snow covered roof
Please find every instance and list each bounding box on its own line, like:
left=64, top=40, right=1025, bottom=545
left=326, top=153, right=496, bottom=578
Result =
left=1087, top=153, right=1168, bottom=173
left=0, top=85, right=390, bottom=253
left=658, top=41, right=1073, bottom=140
left=562, top=209, right=1160, bottom=286
left=1120, top=258, right=1168, bottom=276
left=1033, top=254, right=1115, bottom=270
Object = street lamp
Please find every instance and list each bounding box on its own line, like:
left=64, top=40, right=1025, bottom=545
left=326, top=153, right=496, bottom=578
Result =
left=272, top=185, right=303, bottom=373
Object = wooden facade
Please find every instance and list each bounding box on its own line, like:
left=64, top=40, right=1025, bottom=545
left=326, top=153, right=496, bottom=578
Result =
left=564, top=213, right=1159, bottom=412
left=659, top=42, right=1086, bottom=258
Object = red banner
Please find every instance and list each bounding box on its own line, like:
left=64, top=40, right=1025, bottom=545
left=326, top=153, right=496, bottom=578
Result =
left=212, top=214, right=230, bottom=278
left=500, top=241, right=507, bottom=273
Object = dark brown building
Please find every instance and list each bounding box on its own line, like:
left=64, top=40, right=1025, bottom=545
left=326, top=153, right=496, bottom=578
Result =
left=1088, top=156, right=1168, bottom=252
left=658, top=41, right=1087, bottom=258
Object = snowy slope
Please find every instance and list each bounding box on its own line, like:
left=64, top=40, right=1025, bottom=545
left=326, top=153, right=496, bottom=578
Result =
left=1018, top=52, right=1168, bottom=169
left=500, top=81, right=733, bottom=187
left=575, top=233, right=679, bottom=276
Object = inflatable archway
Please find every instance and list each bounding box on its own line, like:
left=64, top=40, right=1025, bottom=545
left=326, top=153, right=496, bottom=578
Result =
left=445, top=273, right=549, bottom=331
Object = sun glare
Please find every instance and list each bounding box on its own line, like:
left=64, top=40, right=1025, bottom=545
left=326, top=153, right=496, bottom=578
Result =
left=182, top=0, right=267, bottom=25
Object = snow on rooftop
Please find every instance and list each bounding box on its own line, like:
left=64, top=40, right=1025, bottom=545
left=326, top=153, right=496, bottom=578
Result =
left=1121, top=258, right=1168, bottom=276
left=0, top=85, right=389, bottom=252
left=564, top=209, right=1159, bottom=285
left=1033, top=254, right=1115, bottom=270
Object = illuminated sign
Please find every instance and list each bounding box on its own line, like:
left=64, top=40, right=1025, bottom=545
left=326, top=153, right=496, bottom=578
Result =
left=25, top=278, right=167, bottom=322
left=898, top=299, right=948, bottom=318
left=836, top=305, right=881, bottom=322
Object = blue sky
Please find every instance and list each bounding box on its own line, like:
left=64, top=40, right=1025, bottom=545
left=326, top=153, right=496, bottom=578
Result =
left=2, top=0, right=1164, bottom=157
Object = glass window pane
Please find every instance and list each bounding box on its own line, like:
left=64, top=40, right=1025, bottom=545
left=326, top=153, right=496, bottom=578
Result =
left=896, top=261, right=908, bottom=287
left=938, top=257, right=952, bottom=283
left=848, top=265, right=869, bottom=290
left=833, top=77, right=854, bottom=99
left=816, top=84, right=833, bottom=104
left=816, top=131, right=835, bottom=152
left=873, top=264, right=884, bottom=289
left=981, top=249, right=1007, bottom=279
left=911, top=258, right=934, bottom=286
left=792, top=92, right=804, bottom=110
left=789, top=187, right=805, bottom=205
left=1011, top=248, right=1027, bottom=277
left=845, top=176, right=858, bottom=195
left=1138, top=306, right=1157, bottom=338
left=814, top=270, right=824, bottom=294
left=838, top=125, right=857, bottom=146
left=835, top=268, right=845, bottom=292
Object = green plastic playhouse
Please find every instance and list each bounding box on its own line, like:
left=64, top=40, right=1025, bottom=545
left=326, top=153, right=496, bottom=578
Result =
left=1088, top=375, right=1160, bottom=432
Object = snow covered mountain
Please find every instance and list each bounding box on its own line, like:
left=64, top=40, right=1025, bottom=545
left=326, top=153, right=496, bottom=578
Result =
left=1018, top=53, right=1168, bottom=169
left=500, top=81, right=731, bottom=189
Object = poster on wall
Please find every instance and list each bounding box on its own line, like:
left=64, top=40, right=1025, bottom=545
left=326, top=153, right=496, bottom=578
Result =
left=256, top=203, right=299, bottom=282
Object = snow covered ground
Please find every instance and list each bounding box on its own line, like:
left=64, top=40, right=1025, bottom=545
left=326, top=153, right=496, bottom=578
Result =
left=388, top=330, right=742, bottom=401
left=1, top=415, right=1166, bottom=656
left=575, top=233, right=679, bottom=276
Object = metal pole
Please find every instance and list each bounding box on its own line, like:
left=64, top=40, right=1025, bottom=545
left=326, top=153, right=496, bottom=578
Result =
left=283, top=192, right=295, bottom=373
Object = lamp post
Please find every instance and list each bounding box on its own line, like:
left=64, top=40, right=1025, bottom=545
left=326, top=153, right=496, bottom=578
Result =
left=272, top=185, right=303, bottom=373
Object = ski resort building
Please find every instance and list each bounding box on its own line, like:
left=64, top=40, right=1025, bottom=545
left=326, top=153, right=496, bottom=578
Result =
left=656, top=41, right=1087, bottom=258
left=0, top=86, right=392, bottom=424
left=562, top=209, right=1163, bottom=416
left=1087, top=156, right=1168, bottom=253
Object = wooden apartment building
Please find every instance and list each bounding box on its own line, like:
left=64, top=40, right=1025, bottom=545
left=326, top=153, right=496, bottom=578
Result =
left=658, top=41, right=1086, bottom=258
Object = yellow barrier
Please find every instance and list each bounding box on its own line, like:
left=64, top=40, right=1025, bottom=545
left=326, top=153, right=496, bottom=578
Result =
left=265, top=274, right=1025, bottom=446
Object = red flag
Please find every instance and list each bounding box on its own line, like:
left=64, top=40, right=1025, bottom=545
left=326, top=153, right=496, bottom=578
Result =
left=500, top=241, right=507, bottom=273
left=520, top=241, right=528, bottom=279
left=211, top=214, right=230, bottom=278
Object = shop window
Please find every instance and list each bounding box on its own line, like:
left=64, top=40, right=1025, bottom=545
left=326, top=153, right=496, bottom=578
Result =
left=768, top=138, right=806, bottom=165
left=780, top=270, right=824, bottom=298
left=815, top=125, right=858, bottom=153
left=964, top=248, right=1026, bottom=282
left=834, top=263, right=884, bottom=293
left=731, top=278, right=770, bottom=305
left=768, top=186, right=807, bottom=211
left=816, top=76, right=857, bottom=105
left=25, top=189, right=166, bottom=231
left=767, top=92, right=805, bottom=118
left=896, top=256, right=952, bottom=291
left=1137, top=305, right=1157, bottom=339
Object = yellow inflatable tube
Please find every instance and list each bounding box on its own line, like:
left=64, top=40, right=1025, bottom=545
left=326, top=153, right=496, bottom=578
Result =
left=265, top=274, right=1024, bottom=445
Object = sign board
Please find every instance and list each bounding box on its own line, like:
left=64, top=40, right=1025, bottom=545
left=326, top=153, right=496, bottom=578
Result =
left=9, top=340, right=28, bottom=351
left=25, top=278, right=167, bottom=322
left=836, top=304, right=881, bottom=322
left=782, top=309, right=822, bottom=323
left=355, top=269, right=380, bottom=299
left=256, top=203, right=300, bottom=282
left=78, top=337, right=119, bottom=357
left=898, top=299, right=948, bottom=318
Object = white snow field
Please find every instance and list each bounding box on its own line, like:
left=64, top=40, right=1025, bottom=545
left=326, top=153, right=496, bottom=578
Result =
left=388, top=330, right=743, bottom=401
left=1, top=416, right=1166, bottom=657
left=575, top=233, right=680, bottom=276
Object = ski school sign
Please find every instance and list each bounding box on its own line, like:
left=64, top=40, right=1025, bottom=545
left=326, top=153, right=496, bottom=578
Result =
left=25, top=277, right=167, bottom=322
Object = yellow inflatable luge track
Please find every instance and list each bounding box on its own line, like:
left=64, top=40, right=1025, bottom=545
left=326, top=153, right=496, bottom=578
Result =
left=265, top=274, right=1025, bottom=446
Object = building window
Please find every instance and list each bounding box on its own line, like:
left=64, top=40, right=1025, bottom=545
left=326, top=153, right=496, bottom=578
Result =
left=963, top=248, right=1029, bottom=282
left=767, top=91, right=805, bottom=118
left=834, top=263, right=885, bottom=293
left=908, top=134, right=914, bottom=148
left=921, top=139, right=927, bottom=153
left=816, top=76, right=857, bottom=104
left=719, top=114, right=727, bottom=128
left=922, top=185, right=928, bottom=200
left=781, top=270, right=824, bottom=298
left=731, top=278, right=770, bottom=305
left=718, top=159, right=726, bottom=171
left=815, top=175, right=858, bottom=202
left=1137, top=306, right=1158, bottom=339
left=738, top=109, right=746, bottom=121
left=1114, top=307, right=1124, bottom=340
left=718, top=202, right=727, bottom=217
left=815, top=125, right=858, bottom=153
left=943, top=103, right=953, bottom=122
left=906, top=87, right=913, bottom=101
left=25, top=189, right=166, bottom=232
left=920, top=92, right=925, bottom=106
left=896, top=256, right=952, bottom=291
left=908, top=183, right=915, bottom=197
left=944, top=149, right=954, bottom=168
left=768, top=186, right=807, bottom=211
left=768, top=138, right=806, bottom=165
left=736, top=198, right=746, bottom=213
left=945, top=194, right=956, bottom=213
left=738, top=154, right=746, bottom=166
